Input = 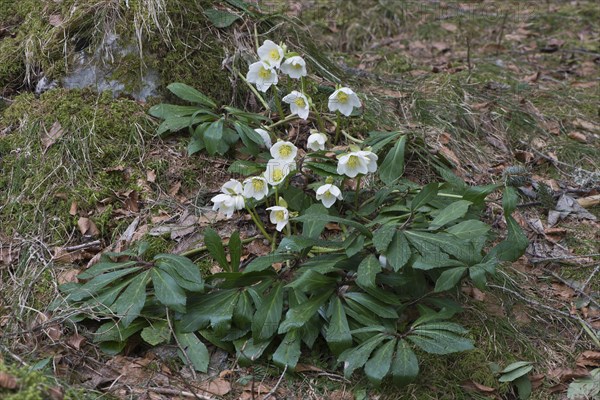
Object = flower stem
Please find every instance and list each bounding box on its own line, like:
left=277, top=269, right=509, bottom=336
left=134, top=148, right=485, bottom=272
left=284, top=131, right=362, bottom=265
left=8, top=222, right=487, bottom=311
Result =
left=342, top=130, right=363, bottom=144
left=334, top=111, right=342, bottom=144
left=236, top=70, right=270, bottom=111
left=274, top=186, right=279, bottom=206
left=355, top=175, right=362, bottom=210
left=313, top=105, right=326, bottom=133
left=273, top=86, right=285, bottom=120
left=266, top=114, right=298, bottom=129
left=247, top=207, right=273, bottom=244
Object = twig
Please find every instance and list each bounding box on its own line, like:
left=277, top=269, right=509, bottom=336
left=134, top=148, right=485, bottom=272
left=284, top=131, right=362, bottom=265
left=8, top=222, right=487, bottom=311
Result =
left=582, top=265, right=600, bottom=291
left=61, top=240, right=102, bottom=252
left=542, top=268, right=600, bottom=309
left=531, top=253, right=600, bottom=263
left=166, top=308, right=197, bottom=380
left=488, top=284, right=600, bottom=347
left=262, top=365, right=287, bottom=400
left=147, top=387, right=214, bottom=400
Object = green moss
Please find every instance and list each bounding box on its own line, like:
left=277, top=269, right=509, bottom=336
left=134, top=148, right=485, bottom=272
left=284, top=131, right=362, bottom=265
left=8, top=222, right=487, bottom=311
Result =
left=0, top=88, right=152, bottom=243
left=142, top=235, right=175, bottom=259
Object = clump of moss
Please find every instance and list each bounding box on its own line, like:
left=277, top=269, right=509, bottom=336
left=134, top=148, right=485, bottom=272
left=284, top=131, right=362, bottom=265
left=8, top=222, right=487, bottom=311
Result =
left=0, top=88, right=152, bottom=243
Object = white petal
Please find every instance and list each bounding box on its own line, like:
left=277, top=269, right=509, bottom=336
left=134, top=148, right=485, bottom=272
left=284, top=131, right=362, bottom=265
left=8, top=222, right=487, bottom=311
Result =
left=254, top=128, right=272, bottom=148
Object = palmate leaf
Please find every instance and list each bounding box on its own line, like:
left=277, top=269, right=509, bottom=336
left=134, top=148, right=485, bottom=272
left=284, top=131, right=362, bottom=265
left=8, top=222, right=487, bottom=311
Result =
left=234, top=337, right=272, bottom=365
left=233, top=290, right=254, bottom=327
left=141, top=321, right=170, bottom=346
left=175, top=331, right=209, bottom=372
left=203, top=119, right=225, bottom=155
left=387, top=230, right=410, bottom=271
left=326, top=297, right=353, bottom=355
left=356, top=254, right=381, bottom=290
left=252, top=283, right=283, bottom=341
left=203, top=228, right=229, bottom=271
left=111, top=271, right=150, bottom=327
left=364, top=338, right=396, bottom=385
left=272, top=329, right=302, bottom=370
left=70, top=267, right=142, bottom=301
left=339, top=334, right=387, bottom=378
left=434, top=267, right=467, bottom=292
left=391, top=339, right=419, bottom=386
left=180, top=289, right=239, bottom=332
left=286, top=270, right=338, bottom=293
left=155, top=253, right=204, bottom=292
left=373, top=224, right=396, bottom=254
left=245, top=253, right=295, bottom=272
left=152, top=269, right=187, bottom=312
left=379, top=135, right=406, bottom=185
left=487, top=214, right=528, bottom=262
left=410, top=182, right=438, bottom=212
left=408, top=327, right=474, bottom=355
left=344, top=292, right=398, bottom=319
left=294, top=214, right=373, bottom=238
left=77, top=260, right=137, bottom=280
left=278, top=290, right=332, bottom=334
left=428, top=200, right=472, bottom=230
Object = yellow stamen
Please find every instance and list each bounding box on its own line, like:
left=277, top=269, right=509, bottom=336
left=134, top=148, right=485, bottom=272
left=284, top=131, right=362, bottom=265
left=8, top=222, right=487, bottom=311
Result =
left=273, top=169, right=284, bottom=182
left=275, top=210, right=285, bottom=221
left=337, top=91, right=349, bottom=104
left=292, top=63, right=302, bottom=69
left=278, top=145, right=292, bottom=158
left=347, top=155, right=359, bottom=168
left=252, top=179, right=264, bottom=191
left=258, top=67, right=271, bottom=79
left=269, top=49, right=280, bottom=61
left=324, top=191, right=332, bottom=198
left=294, top=98, right=306, bottom=108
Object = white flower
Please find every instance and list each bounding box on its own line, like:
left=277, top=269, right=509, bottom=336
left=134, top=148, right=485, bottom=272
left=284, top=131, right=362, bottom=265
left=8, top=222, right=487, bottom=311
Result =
left=211, top=179, right=245, bottom=217
left=280, top=56, right=307, bottom=79
left=243, top=176, right=269, bottom=201
left=282, top=91, right=309, bottom=120
left=221, top=179, right=243, bottom=196
left=328, top=87, right=361, bottom=116
left=264, top=159, right=294, bottom=186
left=270, top=140, right=297, bottom=162
left=307, top=132, right=327, bottom=151
left=357, top=150, right=378, bottom=173
left=315, top=183, right=343, bottom=208
left=337, top=152, right=369, bottom=178
left=266, top=206, right=289, bottom=232
left=378, top=255, right=387, bottom=268
left=257, top=40, right=284, bottom=68
left=254, top=128, right=272, bottom=148
left=247, top=61, right=278, bottom=92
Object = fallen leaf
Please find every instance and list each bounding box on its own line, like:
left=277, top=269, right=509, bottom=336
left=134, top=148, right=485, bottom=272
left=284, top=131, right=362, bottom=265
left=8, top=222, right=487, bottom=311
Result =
left=573, top=118, right=600, bottom=133
left=568, top=131, right=588, bottom=143
left=197, top=378, right=231, bottom=396
left=69, top=201, right=78, bottom=216
left=42, top=121, right=64, bottom=153
left=67, top=333, right=86, bottom=350
left=548, top=367, right=590, bottom=382
left=0, top=372, right=18, bottom=389
left=576, top=351, right=600, bottom=368
left=295, top=363, right=324, bottom=373
left=168, top=182, right=182, bottom=197
left=77, top=217, right=100, bottom=237
left=48, top=386, right=64, bottom=400
left=57, top=268, right=80, bottom=284
left=461, top=380, right=496, bottom=394
left=530, top=374, right=544, bottom=389
left=123, top=190, right=140, bottom=213
left=146, top=170, right=156, bottom=183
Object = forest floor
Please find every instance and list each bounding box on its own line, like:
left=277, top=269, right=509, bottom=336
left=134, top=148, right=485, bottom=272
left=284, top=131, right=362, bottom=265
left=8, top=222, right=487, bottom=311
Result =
left=0, top=1, right=599, bottom=399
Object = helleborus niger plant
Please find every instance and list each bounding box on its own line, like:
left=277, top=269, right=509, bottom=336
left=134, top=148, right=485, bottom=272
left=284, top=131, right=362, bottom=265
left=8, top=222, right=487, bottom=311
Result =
left=62, top=37, right=530, bottom=388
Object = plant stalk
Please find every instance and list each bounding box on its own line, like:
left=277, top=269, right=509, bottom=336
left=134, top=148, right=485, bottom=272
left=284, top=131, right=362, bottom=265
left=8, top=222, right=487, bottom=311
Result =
left=247, top=207, right=273, bottom=244
left=236, top=71, right=270, bottom=111
left=273, top=86, right=285, bottom=120
left=334, top=111, right=342, bottom=144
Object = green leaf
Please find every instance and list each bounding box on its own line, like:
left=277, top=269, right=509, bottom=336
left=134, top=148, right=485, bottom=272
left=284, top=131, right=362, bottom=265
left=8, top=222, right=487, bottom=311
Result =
left=149, top=104, right=202, bottom=119
left=326, top=297, right=352, bottom=355
left=302, top=203, right=329, bottom=239
left=373, top=224, right=396, bottom=254
left=391, top=340, right=419, bottom=386
left=180, top=289, right=239, bottom=332
left=502, top=186, right=519, bottom=214
left=344, top=292, right=398, bottom=319
left=379, top=135, right=406, bottom=185
left=405, top=230, right=476, bottom=264
left=446, top=219, right=491, bottom=239
left=414, top=322, right=469, bottom=334
left=204, top=228, right=229, bottom=271
left=175, top=332, right=209, bottom=372
left=339, top=334, right=387, bottom=378
left=245, top=253, right=295, bottom=272
left=252, top=283, right=283, bottom=341
left=111, top=271, right=150, bottom=327
left=94, top=320, right=147, bottom=343
left=152, top=269, right=187, bottom=312
left=434, top=267, right=467, bottom=292
left=501, top=361, right=534, bottom=374
left=499, top=363, right=533, bottom=382
left=566, top=368, right=600, bottom=400
left=233, top=291, right=254, bottom=327
left=141, top=321, right=170, bottom=346
left=357, top=254, right=382, bottom=290
left=228, top=160, right=263, bottom=176
left=272, top=329, right=302, bottom=370
left=514, top=376, right=532, bottom=400
left=408, top=329, right=474, bottom=355
left=278, top=290, right=332, bottom=334
left=428, top=200, right=472, bottom=230
left=487, top=215, right=528, bottom=262
left=387, top=231, right=410, bottom=271
left=286, top=270, right=337, bottom=293
left=294, top=214, right=372, bottom=238
left=411, top=182, right=438, bottom=212
left=229, top=231, right=242, bottom=272
left=232, top=122, right=259, bottom=156
left=70, top=267, right=142, bottom=301
left=234, top=337, right=272, bottom=365
left=204, top=8, right=240, bottom=28
left=364, top=339, right=396, bottom=385
left=167, top=83, right=216, bottom=108
left=77, top=260, right=137, bottom=280
left=344, top=231, right=365, bottom=258
left=203, top=119, right=225, bottom=155
left=155, top=254, right=203, bottom=292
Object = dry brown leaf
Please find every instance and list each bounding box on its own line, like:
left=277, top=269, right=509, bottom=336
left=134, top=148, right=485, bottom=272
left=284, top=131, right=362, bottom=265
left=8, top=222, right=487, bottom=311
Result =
left=461, top=380, right=496, bottom=394
left=295, top=363, right=324, bottom=373
left=48, top=14, right=63, bottom=27
left=438, top=146, right=461, bottom=167
left=48, top=386, right=64, bottom=400
left=69, top=201, right=78, bottom=216
left=247, top=239, right=271, bottom=257
left=441, top=22, right=457, bottom=32
left=573, top=118, right=600, bottom=133
left=123, top=190, right=140, bottom=213
left=0, top=372, right=18, bottom=389
left=328, top=389, right=354, bottom=400
left=77, top=217, right=100, bottom=237
left=567, top=131, right=588, bottom=143
left=67, top=333, right=86, bottom=350
left=168, top=181, right=182, bottom=197
left=576, top=350, right=600, bottom=368
left=197, top=378, right=231, bottom=396
left=548, top=367, right=590, bottom=382
left=57, top=269, right=80, bottom=284
left=146, top=170, right=156, bottom=183
left=551, top=283, right=575, bottom=299
left=530, top=374, right=545, bottom=389
left=515, top=150, right=534, bottom=163
left=42, top=121, right=65, bottom=152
